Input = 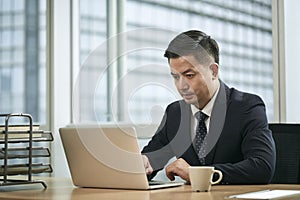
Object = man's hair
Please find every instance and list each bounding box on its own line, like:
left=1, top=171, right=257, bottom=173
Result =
left=164, top=30, right=219, bottom=64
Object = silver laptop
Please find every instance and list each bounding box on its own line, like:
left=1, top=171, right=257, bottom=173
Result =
left=59, top=125, right=184, bottom=190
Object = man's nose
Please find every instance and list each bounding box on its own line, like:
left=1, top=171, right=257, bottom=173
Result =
left=177, top=77, right=189, bottom=90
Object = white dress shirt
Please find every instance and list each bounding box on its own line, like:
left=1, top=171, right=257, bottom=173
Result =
left=190, top=84, right=220, bottom=141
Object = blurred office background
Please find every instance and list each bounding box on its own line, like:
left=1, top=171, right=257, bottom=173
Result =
left=0, top=0, right=299, bottom=177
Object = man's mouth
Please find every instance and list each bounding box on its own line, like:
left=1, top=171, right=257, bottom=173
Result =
left=181, top=93, right=194, bottom=99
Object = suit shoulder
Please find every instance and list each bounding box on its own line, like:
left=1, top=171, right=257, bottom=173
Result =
left=228, top=87, right=264, bottom=105
left=165, top=100, right=190, bottom=117
left=166, top=100, right=188, bottom=110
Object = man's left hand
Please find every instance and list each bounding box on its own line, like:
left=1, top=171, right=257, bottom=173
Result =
left=165, top=158, right=190, bottom=182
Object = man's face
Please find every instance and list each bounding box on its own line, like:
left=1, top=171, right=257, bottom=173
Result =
left=169, top=55, right=216, bottom=109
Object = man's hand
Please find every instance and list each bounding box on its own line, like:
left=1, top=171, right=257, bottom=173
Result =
left=142, top=155, right=153, bottom=175
left=165, top=158, right=190, bottom=182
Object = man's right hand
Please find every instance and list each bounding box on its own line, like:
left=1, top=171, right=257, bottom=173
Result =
left=142, top=155, right=153, bottom=175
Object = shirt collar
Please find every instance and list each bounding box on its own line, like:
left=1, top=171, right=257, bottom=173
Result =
left=191, top=83, right=220, bottom=118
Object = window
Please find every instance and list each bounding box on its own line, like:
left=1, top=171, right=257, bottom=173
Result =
left=0, top=0, right=47, bottom=124
left=75, top=0, right=274, bottom=125
left=76, top=0, right=107, bottom=122
left=126, top=0, right=273, bottom=121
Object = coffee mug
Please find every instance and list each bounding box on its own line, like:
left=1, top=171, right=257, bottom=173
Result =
left=188, top=166, right=223, bottom=192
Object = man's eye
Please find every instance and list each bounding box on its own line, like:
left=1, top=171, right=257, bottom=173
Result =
left=172, top=75, right=179, bottom=80
left=186, top=74, right=195, bottom=78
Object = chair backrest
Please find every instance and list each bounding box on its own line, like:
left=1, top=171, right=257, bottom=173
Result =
left=269, top=123, right=300, bottom=184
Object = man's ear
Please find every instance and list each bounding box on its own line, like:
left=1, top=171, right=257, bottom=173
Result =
left=209, top=63, right=219, bottom=79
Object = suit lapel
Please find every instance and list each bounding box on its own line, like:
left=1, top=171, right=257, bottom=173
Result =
left=172, top=101, right=202, bottom=165
left=171, top=101, right=194, bottom=158
left=202, top=80, right=228, bottom=164
left=176, top=81, right=229, bottom=166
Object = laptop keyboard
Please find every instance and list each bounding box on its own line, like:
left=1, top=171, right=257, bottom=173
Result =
left=148, top=180, right=170, bottom=186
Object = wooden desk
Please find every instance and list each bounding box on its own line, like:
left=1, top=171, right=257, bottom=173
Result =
left=0, top=177, right=300, bottom=200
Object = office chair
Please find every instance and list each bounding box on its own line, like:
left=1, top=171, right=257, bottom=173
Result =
left=269, top=123, right=300, bottom=184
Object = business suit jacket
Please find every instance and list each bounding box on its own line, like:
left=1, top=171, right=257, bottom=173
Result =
left=142, top=80, right=276, bottom=184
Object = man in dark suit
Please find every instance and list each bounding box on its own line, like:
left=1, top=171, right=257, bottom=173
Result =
left=141, top=30, right=276, bottom=184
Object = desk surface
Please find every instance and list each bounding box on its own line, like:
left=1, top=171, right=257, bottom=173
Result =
left=0, top=177, right=300, bottom=200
